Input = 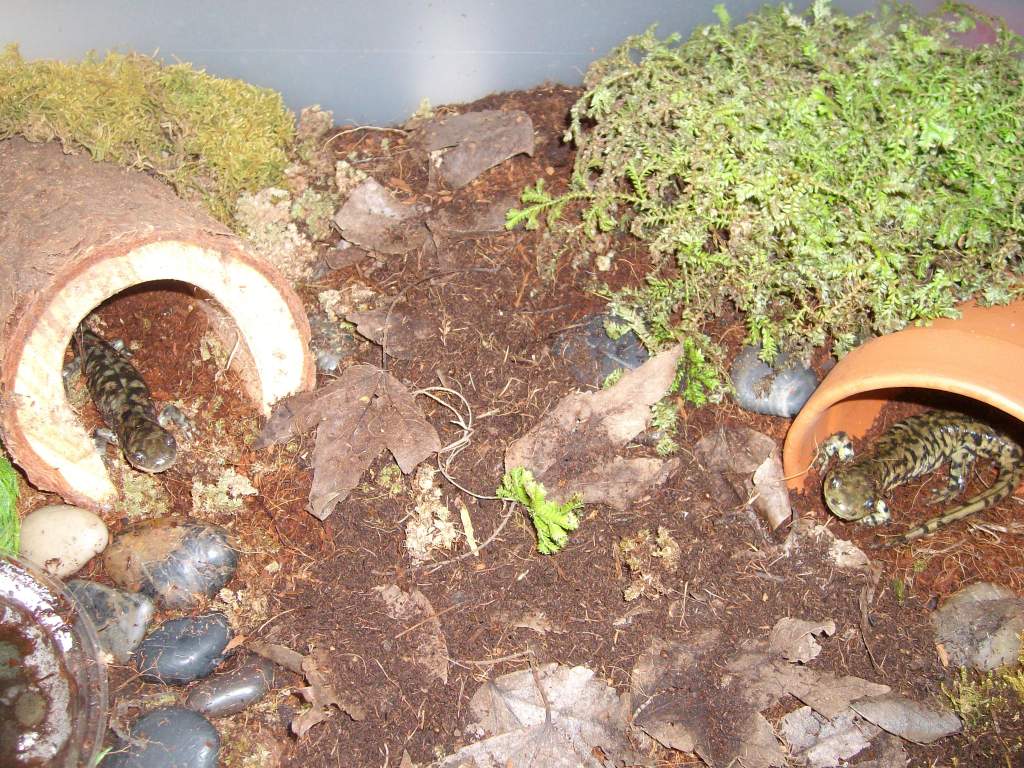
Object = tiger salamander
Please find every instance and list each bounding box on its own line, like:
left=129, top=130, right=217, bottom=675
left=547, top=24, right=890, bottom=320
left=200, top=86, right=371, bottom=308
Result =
left=75, top=329, right=178, bottom=473
left=822, top=409, right=1023, bottom=542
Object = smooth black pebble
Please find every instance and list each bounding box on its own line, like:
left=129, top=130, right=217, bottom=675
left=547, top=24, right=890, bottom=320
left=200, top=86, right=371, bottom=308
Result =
left=101, top=707, right=219, bottom=768
left=135, top=612, right=231, bottom=684
left=185, top=655, right=275, bottom=717
left=730, top=345, right=819, bottom=417
left=103, top=517, right=238, bottom=608
left=67, top=579, right=154, bottom=663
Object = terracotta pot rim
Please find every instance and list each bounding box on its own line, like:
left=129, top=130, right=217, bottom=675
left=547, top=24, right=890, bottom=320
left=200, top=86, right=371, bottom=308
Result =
left=783, top=300, right=1024, bottom=492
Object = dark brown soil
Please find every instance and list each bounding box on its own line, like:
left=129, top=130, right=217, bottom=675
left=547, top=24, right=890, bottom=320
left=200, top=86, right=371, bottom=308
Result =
left=34, top=84, right=1023, bottom=768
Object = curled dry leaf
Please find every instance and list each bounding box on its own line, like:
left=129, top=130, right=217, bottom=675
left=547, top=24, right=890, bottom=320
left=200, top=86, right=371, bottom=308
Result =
left=256, top=364, right=441, bottom=520
left=439, top=663, right=645, bottom=768
left=248, top=641, right=365, bottom=738
left=292, top=647, right=367, bottom=738
left=768, top=617, right=837, bottom=663
left=504, top=345, right=683, bottom=510
left=694, top=425, right=791, bottom=529
left=376, top=584, right=449, bottom=685
left=416, top=110, right=534, bottom=189
left=850, top=693, right=961, bottom=745
left=333, top=177, right=428, bottom=254
left=779, top=706, right=880, bottom=768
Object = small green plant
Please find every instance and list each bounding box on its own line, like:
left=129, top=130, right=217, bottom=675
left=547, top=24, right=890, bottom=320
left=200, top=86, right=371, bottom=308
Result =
left=497, top=467, right=582, bottom=554
left=0, top=455, right=20, bottom=554
left=890, top=577, right=906, bottom=605
left=510, top=1, right=1024, bottom=400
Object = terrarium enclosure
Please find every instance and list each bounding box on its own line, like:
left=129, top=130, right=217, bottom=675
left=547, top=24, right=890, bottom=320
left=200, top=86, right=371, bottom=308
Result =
left=2, top=1, right=1024, bottom=767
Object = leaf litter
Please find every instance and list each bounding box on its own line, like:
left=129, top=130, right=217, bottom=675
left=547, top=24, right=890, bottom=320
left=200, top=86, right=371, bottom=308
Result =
left=256, top=363, right=441, bottom=520
left=629, top=621, right=895, bottom=768
left=504, top=344, right=683, bottom=510
left=375, top=584, right=450, bottom=685
left=438, top=663, right=646, bottom=768
left=248, top=640, right=366, bottom=738
left=414, top=109, right=535, bottom=189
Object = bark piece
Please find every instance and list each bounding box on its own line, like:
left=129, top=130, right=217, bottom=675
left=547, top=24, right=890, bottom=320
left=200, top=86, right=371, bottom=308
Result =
left=0, top=138, right=313, bottom=509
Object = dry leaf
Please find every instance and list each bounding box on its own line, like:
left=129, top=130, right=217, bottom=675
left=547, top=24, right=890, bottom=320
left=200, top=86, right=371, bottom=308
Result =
left=768, top=617, right=837, bottom=663
left=333, top=177, right=428, bottom=254
left=347, top=307, right=434, bottom=360
left=257, top=364, right=441, bottom=519
left=291, top=647, right=367, bottom=738
left=632, top=633, right=889, bottom=768
left=695, top=426, right=792, bottom=528
left=850, top=694, right=961, bottom=745
left=504, top=345, right=683, bottom=510
left=376, top=584, right=449, bottom=684
left=417, top=110, right=534, bottom=189
left=438, top=663, right=644, bottom=768
left=779, top=706, right=879, bottom=768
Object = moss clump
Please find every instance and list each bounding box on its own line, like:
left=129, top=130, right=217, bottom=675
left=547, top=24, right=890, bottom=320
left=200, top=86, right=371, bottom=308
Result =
left=510, top=1, right=1024, bottom=402
left=944, top=649, right=1024, bottom=759
left=0, top=44, right=294, bottom=222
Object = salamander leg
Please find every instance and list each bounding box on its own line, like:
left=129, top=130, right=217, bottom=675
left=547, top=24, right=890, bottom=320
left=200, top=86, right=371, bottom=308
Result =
left=91, top=426, right=118, bottom=454
left=861, top=499, right=891, bottom=526
left=930, top=447, right=973, bottom=504
left=817, top=432, right=855, bottom=471
left=158, top=404, right=194, bottom=441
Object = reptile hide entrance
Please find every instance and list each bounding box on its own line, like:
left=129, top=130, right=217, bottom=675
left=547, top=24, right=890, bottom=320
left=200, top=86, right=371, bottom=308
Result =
left=0, top=138, right=315, bottom=509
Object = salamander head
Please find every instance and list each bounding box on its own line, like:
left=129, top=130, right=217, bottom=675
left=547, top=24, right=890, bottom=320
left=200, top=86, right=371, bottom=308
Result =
left=122, top=422, right=177, bottom=473
left=823, top=466, right=878, bottom=522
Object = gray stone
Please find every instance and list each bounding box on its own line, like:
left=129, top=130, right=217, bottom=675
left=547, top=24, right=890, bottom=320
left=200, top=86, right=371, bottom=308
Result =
left=185, top=655, right=275, bottom=717
left=67, top=579, right=154, bottom=663
left=103, top=517, right=237, bottom=608
left=932, top=582, right=1024, bottom=671
left=135, top=613, right=231, bottom=684
left=553, top=313, right=648, bottom=388
left=101, top=707, right=219, bottom=768
left=731, top=345, right=819, bottom=417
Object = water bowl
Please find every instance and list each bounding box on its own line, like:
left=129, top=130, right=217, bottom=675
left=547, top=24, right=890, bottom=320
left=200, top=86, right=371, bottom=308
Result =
left=0, top=552, right=108, bottom=767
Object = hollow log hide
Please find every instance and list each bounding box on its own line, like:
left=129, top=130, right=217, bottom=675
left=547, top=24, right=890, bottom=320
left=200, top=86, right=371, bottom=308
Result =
left=0, top=138, right=315, bottom=509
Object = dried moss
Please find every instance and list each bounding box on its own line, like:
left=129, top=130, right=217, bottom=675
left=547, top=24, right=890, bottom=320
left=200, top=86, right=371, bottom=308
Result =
left=510, top=1, right=1024, bottom=402
left=0, top=44, right=294, bottom=222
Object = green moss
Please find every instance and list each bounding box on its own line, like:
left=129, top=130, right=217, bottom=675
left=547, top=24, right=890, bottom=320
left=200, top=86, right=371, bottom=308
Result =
left=0, top=45, right=294, bottom=222
left=510, top=1, right=1024, bottom=401
left=944, top=656, right=1024, bottom=756
left=0, top=455, right=20, bottom=554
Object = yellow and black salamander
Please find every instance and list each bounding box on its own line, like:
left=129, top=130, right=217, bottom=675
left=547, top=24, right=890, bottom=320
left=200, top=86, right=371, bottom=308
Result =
left=822, top=409, right=1023, bottom=542
left=75, top=328, right=178, bottom=473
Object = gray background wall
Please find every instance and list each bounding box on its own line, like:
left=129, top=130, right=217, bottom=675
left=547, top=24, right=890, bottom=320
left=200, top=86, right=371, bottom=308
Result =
left=3, top=1, right=1022, bottom=126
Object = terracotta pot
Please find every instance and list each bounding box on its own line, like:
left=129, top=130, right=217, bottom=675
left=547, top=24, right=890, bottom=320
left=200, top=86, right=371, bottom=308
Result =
left=783, top=300, right=1024, bottom=492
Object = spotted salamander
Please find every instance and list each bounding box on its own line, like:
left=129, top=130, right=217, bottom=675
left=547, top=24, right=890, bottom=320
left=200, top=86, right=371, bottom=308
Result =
left=822, top=409, right=1023, bottom=542
left=75, top=329, right=178, bottom=473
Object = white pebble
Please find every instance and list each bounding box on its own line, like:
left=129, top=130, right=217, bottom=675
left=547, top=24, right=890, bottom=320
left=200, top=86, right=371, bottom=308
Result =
left=19, top=504, right=109, bottom=578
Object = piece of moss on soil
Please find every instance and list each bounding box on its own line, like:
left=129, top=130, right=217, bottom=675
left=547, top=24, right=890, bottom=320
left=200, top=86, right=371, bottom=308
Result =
left=510, top=0, right=1024, bottom=402
left=0, top=44, right=294, bottom=222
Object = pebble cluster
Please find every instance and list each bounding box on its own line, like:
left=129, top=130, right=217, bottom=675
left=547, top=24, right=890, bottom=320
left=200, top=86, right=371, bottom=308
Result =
left=18, top=506, right=271, bottom=767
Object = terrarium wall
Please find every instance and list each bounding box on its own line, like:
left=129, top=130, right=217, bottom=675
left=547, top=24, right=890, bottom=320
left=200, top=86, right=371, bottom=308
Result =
left=5, top=0, right=1022, bottom=126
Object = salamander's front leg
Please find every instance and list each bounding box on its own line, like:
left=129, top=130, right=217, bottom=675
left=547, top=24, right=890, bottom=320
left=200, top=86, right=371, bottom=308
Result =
left=158, top=404, right=194, bottom=441
left=860, top=499, right=891, bottom=526
left=817, top=432, right=855, bottom=471
left=91, top=426, right=118, bottom=454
